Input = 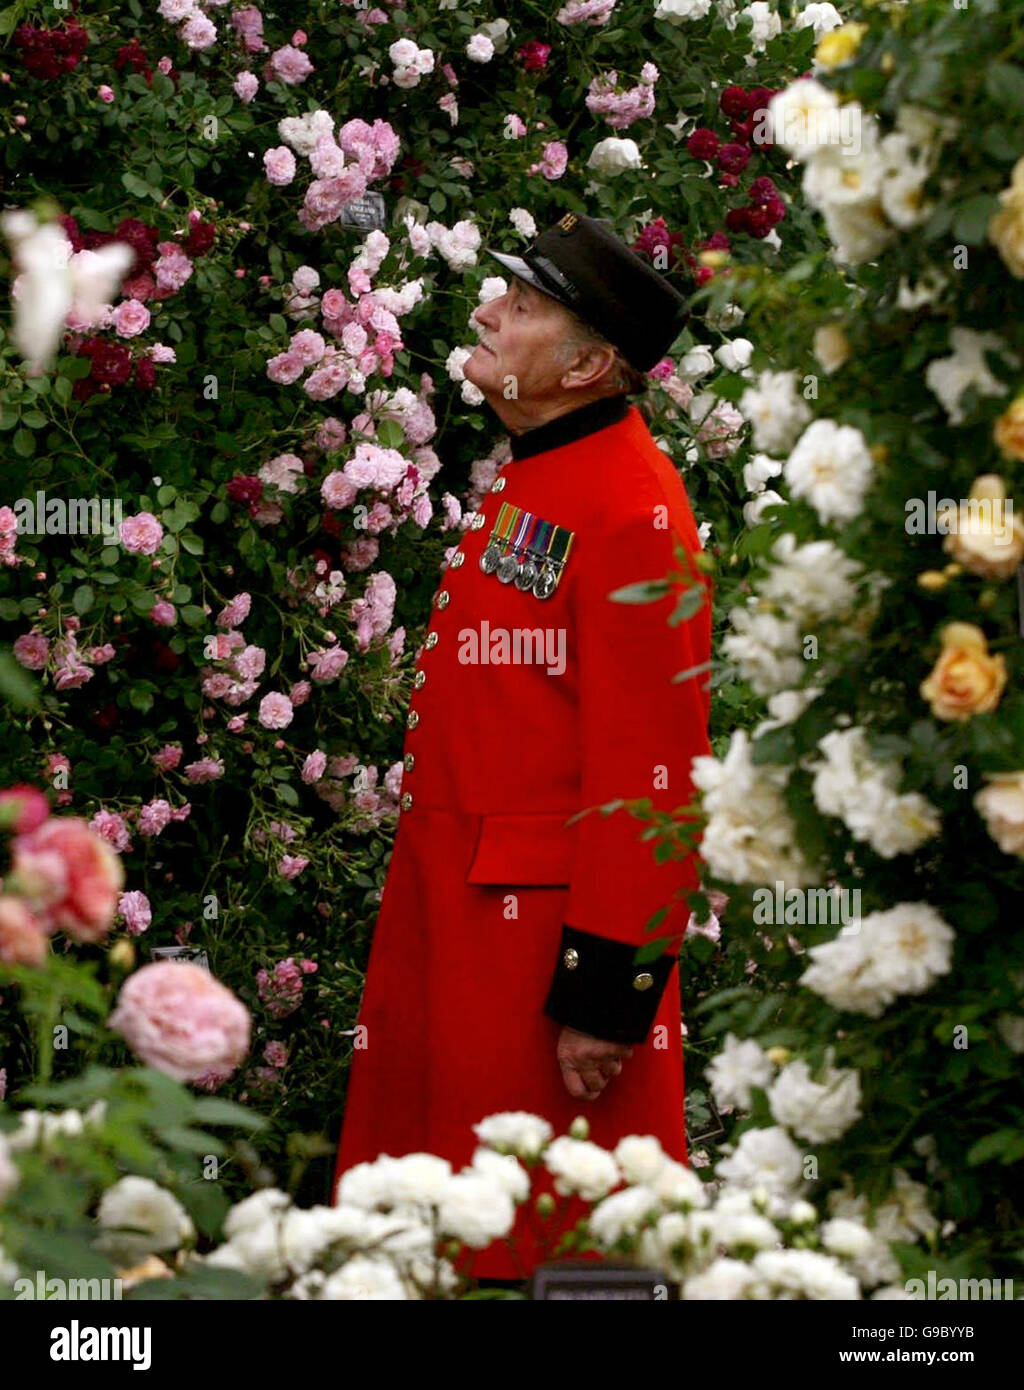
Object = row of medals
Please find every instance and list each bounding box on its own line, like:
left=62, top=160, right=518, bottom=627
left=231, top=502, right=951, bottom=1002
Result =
left=479, top=539, right=561, bottom=599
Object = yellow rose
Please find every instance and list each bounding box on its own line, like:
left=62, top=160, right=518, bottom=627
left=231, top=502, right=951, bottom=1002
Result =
left=994, top=393, right=1024, bottom=462
left=975, top=771, right=1024, bottom=859
left=813, top=323, right=850, bottom=374
left=816, top=23, right=868, bottom=70
left=917, top=570, right=948, bottom=592
left=920, top=621, right=1007, bottom=721
left=988, top=156, right=1024, bottom=279
left=940, top=474, right=1024, bottom=581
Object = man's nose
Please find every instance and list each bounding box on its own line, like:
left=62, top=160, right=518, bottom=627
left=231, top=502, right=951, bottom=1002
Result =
left=475, top=297, right=502, bottom=331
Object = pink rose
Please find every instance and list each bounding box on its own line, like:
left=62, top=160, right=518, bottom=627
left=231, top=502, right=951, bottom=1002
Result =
left=308, top=646, right=349, bottom=682
left=184, top=758, right=225, bottom=783
left=108, top=961, right=251, bottom=1082
left=321, top=471, right=358, bottom=509
left=0, top=895, right=49, bottom=967
left=289, top=681, right=312, bottom=706
left=13, top=631, right=49, bottom=670
left=278, top=854, right=309, bottom=879
left=118, top=890, right=152, bottom=937
left=217, top=593, right=252, bottom=628
left=89, top=809, right=133, bottom=853
left=267, top=44, right=314, bottom=85
left=0, top=785, right=50, bottom=834
left=302, top=750, right=327, bottom=783
left=11, top=817, right=124, bottom=942
left=120, top=512, right=164, bottom=555
left=258, top=693, right=294, bottom=729
left=151, top=600, right=177, bottom=626
left=152, top=745, right=183, bottom=772
left=234, top=72, right=259, bottom=102
left=263, top=146, right=297, bottom=186
left=111, top=299, right=152, bottom=337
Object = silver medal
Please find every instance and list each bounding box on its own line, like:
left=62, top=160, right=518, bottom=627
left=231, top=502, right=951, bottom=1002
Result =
left=514, top=558, right=539, bottom=591
left=479, top=543, right=502, bottom=575
left=533, top=566, right=557, bottom=600
left=496, top=554, right=519, bottom=584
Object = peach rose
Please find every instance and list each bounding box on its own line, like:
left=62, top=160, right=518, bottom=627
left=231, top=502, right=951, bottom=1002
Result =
left=994, top=395, right=1024, bottom=463
left=0, top=895, right=49, bottom=968
left=108, top=961, right=251, bottom=1083
left=920, top=622, right=1007, bottom=721
left=975, top=771, right=1024, bottom=859
left=989, top=155, right=1024, bottom=280
left=939, top=474, right=1024, bottom=581
left=10, top=817, right=124, bottom=942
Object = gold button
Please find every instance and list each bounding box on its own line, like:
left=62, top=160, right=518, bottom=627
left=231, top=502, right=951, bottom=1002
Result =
left=436, top=590, right=450, bottom=610
left=633, top=972, right=655, bottom=992
left=407, top=710, right=420, bottom=729
left=563, top=948, right=579, bottom=971
left=404, top=752, right=415, bottom=772
left=400, top=792, right=413, bottom=811
left=413, top=670, right=426, bottom=689
left=470, top=514, right=486, bottom=531
left=491, top=476, right=507, bottom=493
left=450, top=552, right=465, bottom=569
left=424, top=632, right=439, bottom=650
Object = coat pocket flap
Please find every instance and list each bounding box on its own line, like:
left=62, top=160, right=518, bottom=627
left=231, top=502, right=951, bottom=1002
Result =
left=466, top=812, right=577, bottom=887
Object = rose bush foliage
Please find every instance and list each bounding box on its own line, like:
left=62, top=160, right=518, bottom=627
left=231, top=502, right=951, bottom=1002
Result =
left=0, top=0, right=833, bottom=1213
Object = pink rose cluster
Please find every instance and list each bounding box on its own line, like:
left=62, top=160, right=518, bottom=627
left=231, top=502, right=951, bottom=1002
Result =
left=321, top=436, right=438, bottom=536
left=200, top=622, right=267, bottom=708
left=309, top=755, right=404, bottom=828
left=14, top=617, right=117, bottom=693
left=556, top=0, right=617, bottom=23
left=264, top=111, right=399, bottom=234
left=0, top=807, right=125, bottom=967
left=585, top=64, right=658, bottom=130
left=256, top=955, right=318, bottom=1019
left=0, top=506, right=23, bottom=568
left=108, top=959, right=251, bottom=1082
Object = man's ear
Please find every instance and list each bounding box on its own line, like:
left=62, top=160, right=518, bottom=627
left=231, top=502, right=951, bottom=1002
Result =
left=559, top=342, right=618, bottom=391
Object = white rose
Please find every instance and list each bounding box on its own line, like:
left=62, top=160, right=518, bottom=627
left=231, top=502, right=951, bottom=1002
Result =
left=714, top=337, right=753, bottom=372
left=707, top=1033, right=775, bottom=1111
left=470, top=1147, right=531, bottom=1202
left=96, top=1176, right=195, bottom=1262
left=509, top=208, right=537, bottom=239
left=438, top=1173, right=515, bottom=1247
left=768, top=1058, right=862, bottom=1144
left=813, top=323, right=850, bottom=373
left=654, top=0, right=713, bottom=20
left=613, top=1135, right=667, bottom=1185
left=320, top=1256, right=409, bottom=1300
left=466, top=33, right=495, bottom=62
left=473, top=1110, right=553, bottom=1159
left=677, top=345, right=716, bottom=382
left=544, top=1136, right=620, bottom=1201
left=783, top=417, right=875, bottom=524
left=587, top=137, right=642, bottom=175
left=588, top=1186, right=661, bottom=1246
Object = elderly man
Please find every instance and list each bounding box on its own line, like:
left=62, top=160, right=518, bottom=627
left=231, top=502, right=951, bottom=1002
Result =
left=333, top=212, right=712, bottom=1278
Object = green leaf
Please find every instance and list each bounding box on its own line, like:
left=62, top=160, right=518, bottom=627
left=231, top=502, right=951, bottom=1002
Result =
left=13, top=428, right=35, bottom=458
left=72, top=584, right=95, bottom=615
left=129, top=685, right=154, bottom=714
left=275, top=781, right=299, bottom=807
left=376, top=418, right=405, bottom=449
left=190, top=1097, right=268, bottom=1130
left=985, top=63, right=1024, bottom=112
left=952, top=194, right=999, bottom=245
left=0, top=650, right=39, bottom=710
left=610, top=579, right=670, bottom=604
left=179, top=533, right=204, bottom=556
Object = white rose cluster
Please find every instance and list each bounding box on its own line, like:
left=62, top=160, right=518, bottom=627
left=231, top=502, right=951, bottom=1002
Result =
left=389, top=39, right=436, bottom=89
left=96, top=1177, right=196, bottom=1263
left=723, top=533, right=864, bottom=695
left=924, top=326, right=1013, bottom=425
left=783, top=418, right=874, bottom=525
left=768, top=1056, right=862, bottom=1144
left=691, top=729, right=819, bottom=885
left=767, top=84, right=955, bottom=264
left=800, top=902, right=955, bottom=1017
left=738, top=369, right=812, bottom=455
left=809, top=726, right=942, bottom=858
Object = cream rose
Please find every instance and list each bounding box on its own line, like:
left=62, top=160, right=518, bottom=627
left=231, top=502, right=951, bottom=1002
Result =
left=989, top=156, right=1024, bottom=279
left=939, top=474, right=1024, bottom=580
left=994, top=394, right=1024, bottom=462
left=920, top=622, right=1007, bottom=721
left=974, top=771, right=1024, bottom=858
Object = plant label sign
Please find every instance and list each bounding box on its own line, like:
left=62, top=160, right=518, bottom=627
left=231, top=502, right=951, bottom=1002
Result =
left=151, top=944, right=211, bottom=971
left=337, top=192, right=387, bottom=231
left=530, top=1261, right=678, bottom=1300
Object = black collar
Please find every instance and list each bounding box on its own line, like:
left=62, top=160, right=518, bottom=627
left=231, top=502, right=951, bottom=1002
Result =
left=508, top=394, right=630, bottom=461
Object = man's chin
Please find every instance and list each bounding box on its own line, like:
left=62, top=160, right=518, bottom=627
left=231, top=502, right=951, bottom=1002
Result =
left=463, top=345, right=497, bottom=391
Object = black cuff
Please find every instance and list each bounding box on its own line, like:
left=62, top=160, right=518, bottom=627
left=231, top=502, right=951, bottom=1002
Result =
left=543, top=924, right=676, bottom=1045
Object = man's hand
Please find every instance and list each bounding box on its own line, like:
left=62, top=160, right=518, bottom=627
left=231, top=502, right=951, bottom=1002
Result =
left=557, top=1026, right=633, bottom=1101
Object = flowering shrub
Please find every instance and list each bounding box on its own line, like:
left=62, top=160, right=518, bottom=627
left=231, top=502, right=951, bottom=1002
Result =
left=0, top=0, right=833, bottom=1211
left=688, top=0, right=1024, bottom=1286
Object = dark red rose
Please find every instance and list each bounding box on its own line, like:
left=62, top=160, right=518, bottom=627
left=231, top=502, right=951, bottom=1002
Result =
left=719, top=172, right=740, bottom=188
left=134, top=357, right=157, bottom=391
left=90, top=702, right=120, bottom=733
left=687, top=128, right=720, bottom=160
left=114, top=217, right=160, bottom=276
left=748, top=176, right=778, bottom=206
left=717, top=142, right=752, bottom=174
left=77, top=336, right=133, bottom=387
left=183, top=219, right=217, bottom=258
left=694, top=265, right=715, bottom=287
left=114, top=39, right=149, bottom=74
left=719, top=86, right=750, bottom=119
left=226, top=475, right=264, bottom=504
left=320, top=511, right=343, bottom=539
left=517, top=41, right=551, bottom=71
left=725, top=207, right=753, bottom=234
left=700, top=231, right=732, bottom=253
left=729, top=117, right=758, bottom=145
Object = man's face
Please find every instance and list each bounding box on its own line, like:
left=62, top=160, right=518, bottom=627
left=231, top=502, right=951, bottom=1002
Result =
left=464, top=276, right=575, bottom=408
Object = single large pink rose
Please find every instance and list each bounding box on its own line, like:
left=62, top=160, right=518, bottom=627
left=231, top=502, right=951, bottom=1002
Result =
left=108, top=961, right=251, bottom=1082
left=0, top=895, right=49, bottom=967
left=11, top=817, right=124, bottom=942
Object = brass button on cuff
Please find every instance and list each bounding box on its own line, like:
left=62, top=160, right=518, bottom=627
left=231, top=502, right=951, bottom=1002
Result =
left=632, top=972, right=655, bottom=992
left=470, top=514, right=486, bottom=531
left=404, top=752, right=415, bottom=772
left=400, top=792, right=413, bottom=811
left=424, top=632, right=439, bottom=650
left=436, top=590, right=450, bottom=610
left=450, top=552, right=465, bottom=569
left=413, top=670, right=426, bottom=689
left=491, top=476, right=507, bottom=493
left=407, top=710, right=420, bottom=729
left=563, top=947, right=579, bottom=971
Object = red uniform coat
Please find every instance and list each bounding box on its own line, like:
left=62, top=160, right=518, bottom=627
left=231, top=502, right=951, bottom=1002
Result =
left=332, top=397, right=712, bottom=1279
